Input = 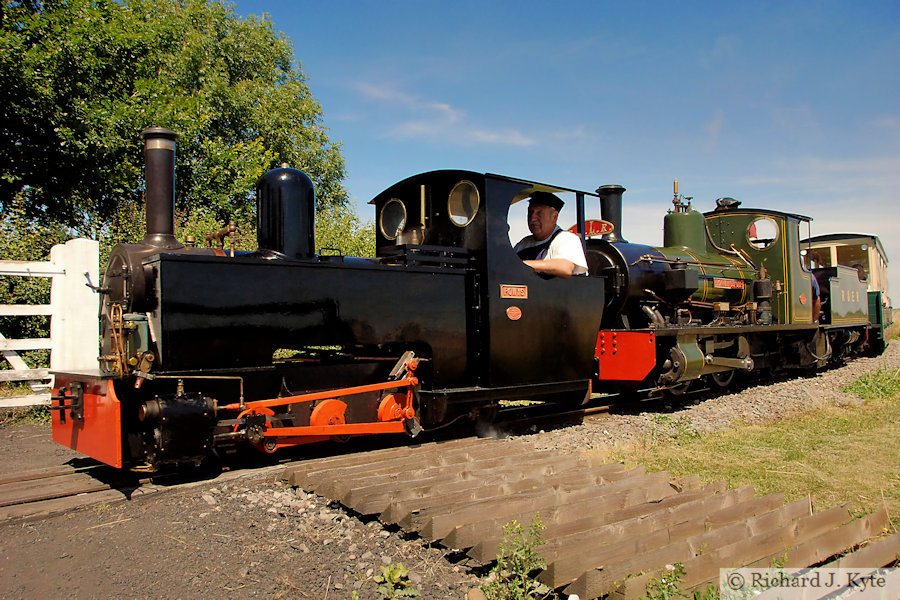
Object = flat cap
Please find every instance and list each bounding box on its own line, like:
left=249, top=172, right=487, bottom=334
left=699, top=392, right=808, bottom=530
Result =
left=528, top=191, right=564, bottom=211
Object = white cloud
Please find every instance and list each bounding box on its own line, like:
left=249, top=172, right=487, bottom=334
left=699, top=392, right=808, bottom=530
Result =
left=870, top=115, right=900, bottom=131
left=738, top=155, right=900, bottom=193
left=704, top=109, right=725, bottom=153
left=699, top=34, right=738, bottom=68
left=469, top=129, right=536, bottom=147
left=735, top=153, right=900, bottom=292
left=770, top=104, right=821, bottom=139
left=352, top=81, right=535, bottom=147
left=354, top=82, right=418, bottom=105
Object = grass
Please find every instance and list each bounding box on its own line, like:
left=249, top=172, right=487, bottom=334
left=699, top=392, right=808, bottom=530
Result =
left=843, top=365, right=900, bottom=400
left=0, top=381, right=51, bottom=427
left=499, top=399, right=544, bottom=407
left=0, top=382, right=34, bottom=397
left=0, top=405, right=51, bottom=427
left=605, top=365, right=900, bottom=525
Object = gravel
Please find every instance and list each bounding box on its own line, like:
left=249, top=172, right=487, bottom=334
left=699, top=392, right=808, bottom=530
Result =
left=0, top=472, right=483, bottom=599
left=516, top=341, right=899, bottom=456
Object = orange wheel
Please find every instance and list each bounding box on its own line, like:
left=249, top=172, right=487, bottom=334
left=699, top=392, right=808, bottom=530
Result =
left=311, top=399, right=348, bottom=443
left=377, top=394, right=403, bottom=422
left=310, top=399, right=347, bottom=427
left=234, top=407, right=277, bottom=453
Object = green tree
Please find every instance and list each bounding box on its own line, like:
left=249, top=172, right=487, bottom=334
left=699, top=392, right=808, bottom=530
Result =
left=0, top=0, right=348, bottom=236
left=0, top=200, right=68, bottom=370
left=97, top=200, right=375, bottom=262
left=1, top=0, right=369, bottom=373
left=316, top=203, right=376, bottom=258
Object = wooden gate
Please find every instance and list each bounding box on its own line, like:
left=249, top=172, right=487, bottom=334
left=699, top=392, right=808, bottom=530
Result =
left=0, top=239, right=99, bottom=408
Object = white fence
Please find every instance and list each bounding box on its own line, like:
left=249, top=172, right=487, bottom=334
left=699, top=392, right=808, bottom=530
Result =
left=0, top=238, right=99, bottom=408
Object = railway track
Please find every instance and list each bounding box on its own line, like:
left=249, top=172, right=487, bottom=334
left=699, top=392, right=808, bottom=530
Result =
left=491, top=382, right=720, bottom=431
left=0, top=390, right=620, bottom=525
left=494, top=399, right=613, bottom=429
left=0, top=426, right=452, bottom=525
left=492, top=375, right=757, bottom=430
left=499, top=368, right=830, bottom=432
left=0, top=463, right=145, bottom=522
left=0, top=457, right=286, bottom=523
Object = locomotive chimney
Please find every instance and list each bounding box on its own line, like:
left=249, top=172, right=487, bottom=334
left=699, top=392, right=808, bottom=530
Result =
left=596, top=184, right=627, bottom=243
left=140, top=127, right=182, bottom=249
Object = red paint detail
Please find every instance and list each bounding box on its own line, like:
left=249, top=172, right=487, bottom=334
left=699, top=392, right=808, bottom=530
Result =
left=228, top=361, right=419, bottom=450
left=263, top=435, right=331, bottom=448
left=506, top=306, right=522, bottom=321
left=799, top=293, right=807, bottom=305
left=377, top=394, right=405, bottom=422
left=568, top=220, right=615, bottom=237
left=224, top=366, right=417, bottom=411
left=51, top=374, right=123, bottom=468
left=265, top=422, right=406, bottom=437
left=713, top=277, right=745, bottom=290
left=594, top=331, right=656, bottom=381
left=235, top=406, right=275, bottom=423
left=500, top=284, right=528, bottom=299
left=310, top=399, right=347, bottom=427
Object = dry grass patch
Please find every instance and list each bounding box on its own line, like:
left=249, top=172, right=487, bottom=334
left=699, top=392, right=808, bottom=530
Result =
left=608, top=367, right=900, bottom=526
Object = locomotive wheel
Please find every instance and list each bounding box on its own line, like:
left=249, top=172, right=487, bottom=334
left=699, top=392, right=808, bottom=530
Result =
left=234, top=407, right=277, bottom=453
left=472, top=403, right=498, bottom=425
left=550, top=382, right=593, bottom=407
left=310, top=399, right=350, bottom=442
left=473, top=403, right=499, bottom=438
left=710, top=370, right=735, bottom=388
left=310, top=399, right=347, bottom=427
left=665, top=381, right=691, bottom=396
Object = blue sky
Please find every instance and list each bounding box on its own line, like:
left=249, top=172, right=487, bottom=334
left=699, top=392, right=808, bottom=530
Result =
left=232, top=1, right=899, bottom=293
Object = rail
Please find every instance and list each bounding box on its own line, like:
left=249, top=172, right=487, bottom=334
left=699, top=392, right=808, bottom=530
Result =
left=0, top=239, right=99, bottom=408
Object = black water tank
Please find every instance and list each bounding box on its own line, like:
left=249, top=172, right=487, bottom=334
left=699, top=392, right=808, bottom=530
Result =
left=256, top=167, right=315, bottom=258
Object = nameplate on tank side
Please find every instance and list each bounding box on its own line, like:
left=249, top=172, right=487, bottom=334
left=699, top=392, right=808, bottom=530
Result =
left=713, top=277, right=745, bottom=289
left=500, top=284, right=528, bottom=299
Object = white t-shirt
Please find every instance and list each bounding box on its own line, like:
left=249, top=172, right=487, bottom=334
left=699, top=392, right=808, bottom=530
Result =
left=514, top=227, right=589, bottom=275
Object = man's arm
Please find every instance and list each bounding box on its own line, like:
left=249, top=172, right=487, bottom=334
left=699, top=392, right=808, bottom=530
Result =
left=523, top=258, right=577, bottom=278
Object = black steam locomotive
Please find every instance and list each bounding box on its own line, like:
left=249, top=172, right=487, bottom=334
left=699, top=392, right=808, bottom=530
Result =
left=51, top=128, right=890, bottom=469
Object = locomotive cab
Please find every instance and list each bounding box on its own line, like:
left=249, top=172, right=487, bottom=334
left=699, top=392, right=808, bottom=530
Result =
left=705, top=207, right=819, bottom=325
left=370, top=171, right=606, bottom=402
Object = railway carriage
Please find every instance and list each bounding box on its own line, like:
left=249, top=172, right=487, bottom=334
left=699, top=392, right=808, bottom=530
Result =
left=50, top=128, right=890, bottom=469
left=800, top=232, right=893, bottom=338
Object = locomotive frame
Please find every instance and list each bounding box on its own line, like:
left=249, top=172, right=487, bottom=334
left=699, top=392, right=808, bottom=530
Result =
left=50, top=128, right=890, bottom=470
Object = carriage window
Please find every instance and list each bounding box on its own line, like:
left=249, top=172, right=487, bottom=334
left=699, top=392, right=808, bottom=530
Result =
left=748, top=217, right=779, bottom=250
left=379, top=199, right=407, bottom=240
left=447, top=180, right=479, bottom=227
left=803, top=249, right=829, bottom=269
left=836, top=244, right=870, bottom=281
